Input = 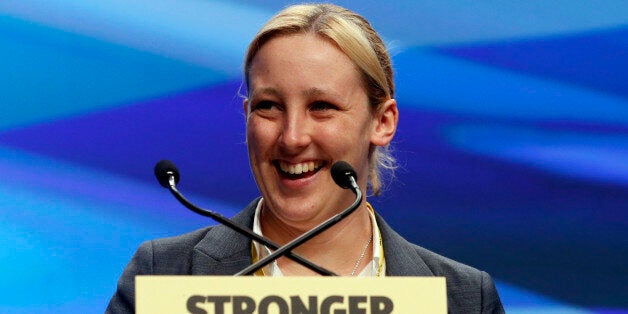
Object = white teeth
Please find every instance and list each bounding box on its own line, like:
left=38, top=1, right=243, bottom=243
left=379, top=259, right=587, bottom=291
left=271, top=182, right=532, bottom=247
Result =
left=279, top=161, right=321, bottom=175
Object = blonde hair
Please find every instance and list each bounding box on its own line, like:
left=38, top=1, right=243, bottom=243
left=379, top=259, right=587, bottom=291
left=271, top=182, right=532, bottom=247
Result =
left=244, top=4, right=395, bottom=195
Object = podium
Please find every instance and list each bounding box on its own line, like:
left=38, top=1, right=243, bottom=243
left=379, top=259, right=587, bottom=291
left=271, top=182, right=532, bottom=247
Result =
left=136, top=276, right=446, bottom=313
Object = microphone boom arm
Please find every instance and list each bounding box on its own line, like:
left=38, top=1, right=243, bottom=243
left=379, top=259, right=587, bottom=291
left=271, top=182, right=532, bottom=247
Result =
left=164, top=175, right=337, bottom=276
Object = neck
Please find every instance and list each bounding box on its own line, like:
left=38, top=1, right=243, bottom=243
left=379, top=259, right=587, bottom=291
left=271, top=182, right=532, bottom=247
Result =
left=260, top=202, right=373, bottom=276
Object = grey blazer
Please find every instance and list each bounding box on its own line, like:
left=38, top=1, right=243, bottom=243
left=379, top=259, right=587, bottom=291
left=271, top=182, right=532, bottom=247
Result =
left=106, top=199, right=504, bottom=313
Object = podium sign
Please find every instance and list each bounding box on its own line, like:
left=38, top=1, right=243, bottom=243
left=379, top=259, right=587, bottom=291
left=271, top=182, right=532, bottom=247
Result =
left=136, top=276, right=446, bottom=313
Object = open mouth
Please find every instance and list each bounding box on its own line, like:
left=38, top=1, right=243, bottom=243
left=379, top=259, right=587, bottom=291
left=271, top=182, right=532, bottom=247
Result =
left=275, top=160, right=325, bottom=179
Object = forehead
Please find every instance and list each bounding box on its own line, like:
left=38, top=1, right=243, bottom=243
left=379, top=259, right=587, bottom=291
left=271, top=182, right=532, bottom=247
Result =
left=253, top=33, right=352, bottom=66
left=247, top=33, right=364, bottom=92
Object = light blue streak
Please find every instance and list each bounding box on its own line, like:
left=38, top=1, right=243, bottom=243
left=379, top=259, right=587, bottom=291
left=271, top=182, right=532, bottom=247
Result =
left=0, top=15, right=226, bottom=131
left=3, top=0, right=626, bottom=54
left=445, top=124, right=628, bottom=186
left=0, top=0, right=273, bottom=74
left=495, top=280, right=591, bottom=313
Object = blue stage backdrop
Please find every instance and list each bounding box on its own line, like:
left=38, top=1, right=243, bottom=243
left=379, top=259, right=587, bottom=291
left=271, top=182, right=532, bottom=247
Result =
left=1, top=1, right=627, bottom=313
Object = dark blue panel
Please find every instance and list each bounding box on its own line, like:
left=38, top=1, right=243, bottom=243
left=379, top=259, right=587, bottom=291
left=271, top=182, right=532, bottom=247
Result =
left=0, top=80, right=259, bottom=207
left=437, top=27, right=628, bottom=98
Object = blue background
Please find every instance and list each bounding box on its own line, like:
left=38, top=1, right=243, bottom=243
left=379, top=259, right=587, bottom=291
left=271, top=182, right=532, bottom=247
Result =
left=1, top=1, right=627, bottom=313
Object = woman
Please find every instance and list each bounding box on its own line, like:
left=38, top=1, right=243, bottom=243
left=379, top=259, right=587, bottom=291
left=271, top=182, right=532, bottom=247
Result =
left=107, top=4, right=504, bottom=313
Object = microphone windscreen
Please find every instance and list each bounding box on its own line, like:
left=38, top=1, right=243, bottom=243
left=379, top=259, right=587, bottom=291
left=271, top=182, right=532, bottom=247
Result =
left=331, top=161, right=357, bottom=189
left=154, top=160, right=180, bottom=188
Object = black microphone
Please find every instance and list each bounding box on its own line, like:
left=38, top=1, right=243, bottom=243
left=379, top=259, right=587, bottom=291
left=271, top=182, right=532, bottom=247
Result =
left=153, top=160, right=336, bottom=276
left=235, top=161, right=363, bottom=276
left=154, top=160, right=180, bottom=188
left=331, top=161, right=358, bottom=189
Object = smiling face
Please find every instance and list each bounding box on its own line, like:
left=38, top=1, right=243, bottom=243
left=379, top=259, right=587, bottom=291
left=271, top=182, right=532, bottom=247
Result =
left=244, top=33, right=392, bottom=228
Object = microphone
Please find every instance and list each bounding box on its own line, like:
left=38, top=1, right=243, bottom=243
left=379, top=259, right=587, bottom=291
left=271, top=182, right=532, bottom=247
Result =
left=154, top=160, right=180, bottom=188
left=235, top=161, right=363, bottom=276
left=153, top=160, right=336, bottom=276
left=331, top=161, right=358, bottom=190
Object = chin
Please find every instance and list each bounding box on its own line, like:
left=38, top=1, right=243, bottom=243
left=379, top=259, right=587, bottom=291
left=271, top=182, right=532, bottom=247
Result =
left=265, top=195, right=333, bottom=224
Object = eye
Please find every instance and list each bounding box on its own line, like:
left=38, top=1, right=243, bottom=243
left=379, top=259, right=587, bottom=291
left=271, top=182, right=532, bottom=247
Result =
left=309, top=101, right=337, bottom=112
left=252, top=100, right=280, bottom=111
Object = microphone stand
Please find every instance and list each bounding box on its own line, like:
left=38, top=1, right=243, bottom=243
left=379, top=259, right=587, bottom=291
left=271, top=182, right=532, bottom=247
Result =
left=164, top=175, right=337, bottom=276
left=235, top=176, right=362, bottom=276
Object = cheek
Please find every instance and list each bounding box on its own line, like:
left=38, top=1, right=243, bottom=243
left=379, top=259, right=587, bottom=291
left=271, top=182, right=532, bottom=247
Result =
left=246, top=118, right=276, bottom=157
left=318, top=118, right=371, bottom=154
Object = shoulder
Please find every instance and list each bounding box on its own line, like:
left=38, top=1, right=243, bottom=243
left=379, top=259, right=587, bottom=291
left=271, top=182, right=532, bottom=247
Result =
left=412, top=244, right=504, bottom=313
left=106, top=199, right=259, bottom=313
left=138, top=226, right=216, bottom=273
left=377, top=214, right=504, bottom=313
left=411, top=242, right=484, bottom=285
left=148, top=226, right=214, bottom=256
left=140, top=198, right=260, bottom=271
left=106, top=226, right=219, bottom=313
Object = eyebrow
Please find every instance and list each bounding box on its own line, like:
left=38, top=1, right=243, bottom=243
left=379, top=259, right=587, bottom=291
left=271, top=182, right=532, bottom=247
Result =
left=250, top=87, right=280, bottom=98
left=251, top=87, right=335, bottom=99
left=303, top=87, right=325, bottom=98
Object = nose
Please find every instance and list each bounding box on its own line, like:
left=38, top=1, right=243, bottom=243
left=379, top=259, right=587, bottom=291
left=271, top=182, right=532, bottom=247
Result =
left=279, top=110, right=310, bottom=154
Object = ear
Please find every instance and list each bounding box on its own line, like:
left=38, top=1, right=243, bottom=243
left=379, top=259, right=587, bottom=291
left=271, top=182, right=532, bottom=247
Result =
left=370, top=99, right=398, bottom=146
left=243, top=98, right=250, bottom=121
